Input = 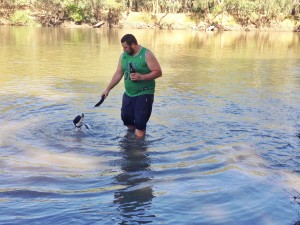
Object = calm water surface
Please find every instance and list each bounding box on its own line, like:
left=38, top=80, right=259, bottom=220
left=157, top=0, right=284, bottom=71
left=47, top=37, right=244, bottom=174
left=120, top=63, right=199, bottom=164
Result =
left=0, top=27, right=300, bottom=225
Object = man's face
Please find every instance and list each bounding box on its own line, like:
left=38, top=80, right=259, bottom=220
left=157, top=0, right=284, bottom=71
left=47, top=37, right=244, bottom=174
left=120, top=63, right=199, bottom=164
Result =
left=122, top=42, right=134, bottom=55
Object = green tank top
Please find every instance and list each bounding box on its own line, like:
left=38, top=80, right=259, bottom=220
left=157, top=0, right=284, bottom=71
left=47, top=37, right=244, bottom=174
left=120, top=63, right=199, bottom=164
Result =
left=121, top=47, right=155, bottom=97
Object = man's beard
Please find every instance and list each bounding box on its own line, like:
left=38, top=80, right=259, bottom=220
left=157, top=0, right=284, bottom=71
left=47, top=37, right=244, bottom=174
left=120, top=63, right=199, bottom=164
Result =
left=127, top=46, right=134, bottom=55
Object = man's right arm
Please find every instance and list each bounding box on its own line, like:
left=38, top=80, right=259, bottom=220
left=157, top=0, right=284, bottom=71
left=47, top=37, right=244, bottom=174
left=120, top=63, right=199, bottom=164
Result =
left=102, top=55, right=123, bottom=98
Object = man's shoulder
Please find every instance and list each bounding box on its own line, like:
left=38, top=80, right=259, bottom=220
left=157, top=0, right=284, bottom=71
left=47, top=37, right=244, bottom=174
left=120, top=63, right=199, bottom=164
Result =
left=141, top=46, right=149, bottom=52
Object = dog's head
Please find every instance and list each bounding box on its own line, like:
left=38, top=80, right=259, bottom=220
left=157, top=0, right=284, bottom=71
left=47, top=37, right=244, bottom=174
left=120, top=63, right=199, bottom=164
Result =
left=73, top=113, right=84, bottom=128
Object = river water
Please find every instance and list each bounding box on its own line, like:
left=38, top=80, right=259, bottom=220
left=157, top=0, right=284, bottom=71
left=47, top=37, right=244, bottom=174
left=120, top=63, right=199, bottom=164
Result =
left=0, top=27, right=300, bottom=225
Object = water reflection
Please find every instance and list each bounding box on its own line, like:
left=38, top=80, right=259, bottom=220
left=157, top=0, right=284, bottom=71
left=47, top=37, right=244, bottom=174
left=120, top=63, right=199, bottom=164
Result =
left=114, top=133, right=154, bottom=224
left=1, top=27, right=300, bottom=224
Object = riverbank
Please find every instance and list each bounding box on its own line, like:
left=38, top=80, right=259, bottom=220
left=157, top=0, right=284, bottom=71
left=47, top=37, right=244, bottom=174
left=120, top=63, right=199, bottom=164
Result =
left=117, top=12, right=300, bottom=32
left=1, top=9, right=300, bottom=32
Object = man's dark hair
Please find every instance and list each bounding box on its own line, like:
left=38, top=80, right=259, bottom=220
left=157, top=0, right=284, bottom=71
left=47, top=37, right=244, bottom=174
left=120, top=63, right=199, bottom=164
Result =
left=121, top=34, right=138, bottom=45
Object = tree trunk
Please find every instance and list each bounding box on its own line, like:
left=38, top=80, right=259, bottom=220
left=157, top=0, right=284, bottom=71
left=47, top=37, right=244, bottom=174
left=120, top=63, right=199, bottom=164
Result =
left=128, top=0, right=132, bottom=12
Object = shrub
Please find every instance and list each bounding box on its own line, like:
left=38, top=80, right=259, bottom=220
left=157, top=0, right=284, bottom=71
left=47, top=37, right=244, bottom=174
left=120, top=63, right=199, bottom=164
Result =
left=65, top=2, right=85, bottom=23
left=10, top=10, right=36, bottom=26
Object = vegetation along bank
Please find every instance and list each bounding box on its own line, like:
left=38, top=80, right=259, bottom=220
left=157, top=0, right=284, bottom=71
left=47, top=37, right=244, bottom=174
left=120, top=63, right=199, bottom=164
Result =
left=0, top=0, right=300, bottom=31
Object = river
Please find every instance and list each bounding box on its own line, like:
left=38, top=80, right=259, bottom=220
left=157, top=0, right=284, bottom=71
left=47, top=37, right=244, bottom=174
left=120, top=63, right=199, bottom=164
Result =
left=0, top=27, right=300, bottom=225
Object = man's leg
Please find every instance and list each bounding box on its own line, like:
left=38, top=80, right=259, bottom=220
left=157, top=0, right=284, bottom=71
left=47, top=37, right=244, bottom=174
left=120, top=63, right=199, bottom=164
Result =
left=121, top=94, right=135, bottom=130
left=135, top=129, right=145, bottom=138
left=134, top=94, right=154, bottom=138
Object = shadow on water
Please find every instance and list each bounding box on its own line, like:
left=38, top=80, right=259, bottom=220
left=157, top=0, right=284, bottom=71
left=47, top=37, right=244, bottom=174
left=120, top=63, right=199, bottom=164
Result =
left=113, top=132, right=155, bottom=224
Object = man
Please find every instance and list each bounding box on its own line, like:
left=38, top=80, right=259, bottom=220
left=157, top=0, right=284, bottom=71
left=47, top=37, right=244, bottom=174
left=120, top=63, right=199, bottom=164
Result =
left=101, top=34, right=162, bottom=138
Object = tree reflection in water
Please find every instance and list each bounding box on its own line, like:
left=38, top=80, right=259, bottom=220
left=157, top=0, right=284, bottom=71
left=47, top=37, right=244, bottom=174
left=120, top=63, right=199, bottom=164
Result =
left=114, top=132, right=155, bottom=224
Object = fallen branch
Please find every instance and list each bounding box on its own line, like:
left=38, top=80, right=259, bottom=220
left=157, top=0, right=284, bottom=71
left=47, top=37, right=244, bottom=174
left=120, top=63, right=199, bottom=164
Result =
left=93, top=21, right=105, bottom=28
left=154, top=12, right=168, bottom=29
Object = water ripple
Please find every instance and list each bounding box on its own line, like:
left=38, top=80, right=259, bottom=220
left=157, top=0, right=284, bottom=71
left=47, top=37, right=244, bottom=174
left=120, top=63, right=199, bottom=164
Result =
left=1, top=29, right=300, bottom=225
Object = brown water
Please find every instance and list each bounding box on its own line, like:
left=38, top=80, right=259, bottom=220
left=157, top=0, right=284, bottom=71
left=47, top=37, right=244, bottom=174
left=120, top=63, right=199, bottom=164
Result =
left=0, top=27, right=300, bottom=225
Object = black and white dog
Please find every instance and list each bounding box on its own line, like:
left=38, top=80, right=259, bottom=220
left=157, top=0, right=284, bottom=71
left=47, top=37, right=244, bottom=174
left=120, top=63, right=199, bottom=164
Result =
left=73, top=113, right=90, bottom=130
left=72, top=96, right=105, bottom=131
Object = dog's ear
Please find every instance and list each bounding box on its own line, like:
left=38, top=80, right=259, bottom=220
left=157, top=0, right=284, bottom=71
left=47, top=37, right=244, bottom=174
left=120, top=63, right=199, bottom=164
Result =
left=73, top=115, right=81, bottom=125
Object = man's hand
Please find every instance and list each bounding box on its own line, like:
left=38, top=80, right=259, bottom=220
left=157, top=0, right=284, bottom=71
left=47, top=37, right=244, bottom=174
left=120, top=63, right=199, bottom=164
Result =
left=130, top=72, right=143, bottom=81
left=101, top=89, right=110, bottom=98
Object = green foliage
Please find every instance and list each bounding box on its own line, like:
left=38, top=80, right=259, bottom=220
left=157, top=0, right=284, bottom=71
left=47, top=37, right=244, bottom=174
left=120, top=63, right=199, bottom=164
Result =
left=102, top=0, right=123, bottom=9
left=5, top=0, right=31, bottom=6
left=192, top=0, right=217, bottom=13
left=223, top=0, right=296, bottom=26
left=160, top=0, right=181, bottom=12
left=62, top=0, right=123, bottom=23
left=65, top=1, right=85, bottom=23
left=255, top=0, right=288, bottom=18
left=10, top=9, right=35, bottom=25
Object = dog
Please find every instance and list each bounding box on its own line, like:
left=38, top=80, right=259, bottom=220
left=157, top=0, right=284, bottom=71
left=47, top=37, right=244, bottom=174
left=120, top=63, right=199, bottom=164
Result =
left=72, top=96, right=104, bottom=131
left=73, top=113, right=89, bottom=130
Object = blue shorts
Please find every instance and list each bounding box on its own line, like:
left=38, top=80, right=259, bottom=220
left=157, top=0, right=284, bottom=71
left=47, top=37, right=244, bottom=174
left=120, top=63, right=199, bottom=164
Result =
left=121, top=93, right=154, bottom=130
